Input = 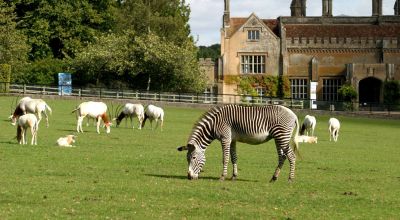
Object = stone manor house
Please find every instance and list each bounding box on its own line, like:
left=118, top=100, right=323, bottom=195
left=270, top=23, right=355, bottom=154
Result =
left=205, top=0, right=400, bottom=106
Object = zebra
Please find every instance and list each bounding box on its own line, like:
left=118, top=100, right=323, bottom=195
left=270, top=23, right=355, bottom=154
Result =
left=177, top=104, right=300, bottom=182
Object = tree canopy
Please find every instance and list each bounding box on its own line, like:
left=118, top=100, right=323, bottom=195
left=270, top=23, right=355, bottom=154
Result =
left=0, top=0, right=207, bottom=92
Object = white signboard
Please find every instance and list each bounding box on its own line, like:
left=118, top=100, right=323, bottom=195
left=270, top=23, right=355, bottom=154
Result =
left=310, top=81, right=318, bottom=109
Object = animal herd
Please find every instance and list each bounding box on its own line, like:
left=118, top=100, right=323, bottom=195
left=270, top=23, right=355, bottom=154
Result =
left=9, top=96, right=342, bottom=183
left=9, top=97, right=165, bottom=146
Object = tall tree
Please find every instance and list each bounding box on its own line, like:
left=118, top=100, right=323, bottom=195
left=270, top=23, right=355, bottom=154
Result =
left=14, top=0, right=116, bottom=60
left=115, top=0, right=192, bottom=45
left=0, top=0, right=29, bottom=80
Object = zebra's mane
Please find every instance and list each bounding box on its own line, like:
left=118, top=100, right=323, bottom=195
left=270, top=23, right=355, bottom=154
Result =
left=191, top=105, right=222, bottom=130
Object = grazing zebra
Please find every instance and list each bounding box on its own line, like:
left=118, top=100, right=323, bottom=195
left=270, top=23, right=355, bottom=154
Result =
left=177, top=104, right=300, bottom=182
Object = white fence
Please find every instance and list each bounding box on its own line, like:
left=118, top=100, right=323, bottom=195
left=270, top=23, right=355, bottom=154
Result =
left=5, top=83, right=305, bottom=109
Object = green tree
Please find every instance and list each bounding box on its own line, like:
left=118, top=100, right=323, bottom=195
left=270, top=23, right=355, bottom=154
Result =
left=0, top=1, right=29, bottom=81
left=72, top=32, right=206, bottom=92
left=197, top=44, right=220, bottom=61
left=14, top=0, right=116, bottom=60
left=114, top=0, right=191, bottom=46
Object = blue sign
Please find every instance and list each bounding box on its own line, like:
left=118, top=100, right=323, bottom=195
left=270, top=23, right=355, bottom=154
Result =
left=58, top=73, right=72, bottom=95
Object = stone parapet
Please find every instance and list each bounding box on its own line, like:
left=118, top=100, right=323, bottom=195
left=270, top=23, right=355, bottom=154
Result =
left=286, top=37, right=400, bottom=49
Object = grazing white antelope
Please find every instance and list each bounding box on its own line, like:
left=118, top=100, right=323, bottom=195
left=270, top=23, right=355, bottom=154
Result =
left=11, top=97, right=52, bottom=127
left=114, top=103, right=144, bottom=129
left=142, top=104, right=164, bottom=131
left=16, top=113, right=38, bottom=145
left=328, top=118, right=340, bottom=142
left=72, top=101, right=112, bottom=134
left=300, top=115, right=316, bottom=136
left=56, top=135, right=76, bottom=147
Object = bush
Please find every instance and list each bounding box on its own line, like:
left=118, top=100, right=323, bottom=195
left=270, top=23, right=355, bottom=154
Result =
left=338, top=84, right=357, bottom=102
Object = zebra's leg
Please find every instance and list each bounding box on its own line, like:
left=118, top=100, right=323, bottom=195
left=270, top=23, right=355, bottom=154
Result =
left=270, top=146, right=286, bottom=182
left=230, top=141, right=238, bottom=180
left=220, top=139, right=231, bottom=181
left=285, top=147, right=296, bottom=182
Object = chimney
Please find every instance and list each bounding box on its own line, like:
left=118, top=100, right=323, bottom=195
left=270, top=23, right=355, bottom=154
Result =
left=291, top=0, right=306, bottom=17
left=322, top=0, right=332, bottom=17
left=223, top=0, right=230, bottom=27
left=372, top=0, right=382, bottom=16
left=395, top=0, right=400, bottom=15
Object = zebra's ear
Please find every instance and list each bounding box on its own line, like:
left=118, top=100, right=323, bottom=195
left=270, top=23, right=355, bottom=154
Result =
left=177, top=145, right=188, bottom=151
left=177, top=144, right=195, bottom=151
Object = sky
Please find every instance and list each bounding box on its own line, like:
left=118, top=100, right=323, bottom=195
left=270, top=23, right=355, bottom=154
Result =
left=187, top=0, right=397, bottom=46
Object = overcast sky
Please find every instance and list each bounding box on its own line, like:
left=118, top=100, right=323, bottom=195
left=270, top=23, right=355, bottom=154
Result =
left=187, top=0, right=397, bottom=46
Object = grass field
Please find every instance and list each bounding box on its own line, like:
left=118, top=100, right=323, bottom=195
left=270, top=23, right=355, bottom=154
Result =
left=0, top=96, right=399, bottom=219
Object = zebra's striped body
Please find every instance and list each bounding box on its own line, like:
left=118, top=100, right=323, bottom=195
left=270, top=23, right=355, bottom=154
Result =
left=178, top=104, right=300, bottom=182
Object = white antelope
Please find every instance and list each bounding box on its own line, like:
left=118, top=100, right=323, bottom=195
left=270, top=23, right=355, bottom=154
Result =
left=16, top=113, right=39, bottom=145
left=11, top=97, right=52, bottom=127
left=328, top=118, right=340, bottom=142
left=114, top=103, right=144, bottom=129
left=56, top=135, right=76, bottom=147
left=142, top=104, right=164, bottom=131
left=296, top=135, right=318, bottom=143
left=300, top=115, right=316, bottom=136
left=72, top=101, right=112, bottom=134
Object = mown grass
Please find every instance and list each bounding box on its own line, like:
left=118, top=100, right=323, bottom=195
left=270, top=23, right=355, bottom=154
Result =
left=0, top=95, right=399, bottom=219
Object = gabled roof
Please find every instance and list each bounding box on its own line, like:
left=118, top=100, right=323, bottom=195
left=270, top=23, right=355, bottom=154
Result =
left=285, top=24, right=400, bottom=38
left=226, top=17, right=280, bottom=37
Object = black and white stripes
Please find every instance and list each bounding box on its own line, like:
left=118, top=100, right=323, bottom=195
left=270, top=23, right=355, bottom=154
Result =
left=178, top=104, right=299, bottom=182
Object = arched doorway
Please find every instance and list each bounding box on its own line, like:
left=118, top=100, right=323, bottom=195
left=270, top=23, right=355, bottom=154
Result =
left=359, top=77, right=382, bottom=104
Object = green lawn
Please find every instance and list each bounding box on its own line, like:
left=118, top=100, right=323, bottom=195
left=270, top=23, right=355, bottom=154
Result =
left=0, top=96, right=399, bottom=219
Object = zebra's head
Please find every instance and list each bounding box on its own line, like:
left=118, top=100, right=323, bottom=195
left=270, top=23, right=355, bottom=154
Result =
left=177, top=143, right=206, bottom=180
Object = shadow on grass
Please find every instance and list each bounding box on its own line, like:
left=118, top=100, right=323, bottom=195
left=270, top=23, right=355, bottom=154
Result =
left=145, top=174, right=258, bottom=182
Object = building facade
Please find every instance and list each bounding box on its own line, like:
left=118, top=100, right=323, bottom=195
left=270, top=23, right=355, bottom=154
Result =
left=219, top=0, right=400, bottom=106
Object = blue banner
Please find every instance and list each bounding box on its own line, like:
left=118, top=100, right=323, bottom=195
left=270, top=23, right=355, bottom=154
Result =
left=58, top=73, right=72, bottom=95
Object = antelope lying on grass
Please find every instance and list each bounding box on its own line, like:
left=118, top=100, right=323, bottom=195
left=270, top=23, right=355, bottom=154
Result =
left=72, top=101, right=112, bottom=134
left=114, top=103, right=144, bottom=129
left=296, top=135, right=318, bottom=143
left=17, top=113, right=39, bottom=145
left=11, top=97, right=52, bottom=127
left=56, top=135, right=76, bottom=147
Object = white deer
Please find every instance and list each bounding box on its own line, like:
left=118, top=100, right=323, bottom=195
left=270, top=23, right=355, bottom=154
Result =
left=114, top=103, right=144, bottom=129
left=328, top=118, right=341, bottom=142
left=142, top=104, right=164, bottom=131
left=72, top=101, right=112, bottom=134
left=16, top=113, right=39, bottom=145
left=11, top=97, right=52, bottom=127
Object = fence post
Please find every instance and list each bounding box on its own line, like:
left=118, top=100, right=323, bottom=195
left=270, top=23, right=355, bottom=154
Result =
left=23, top=84, right=26, bottom=94
left=79, top=88, right=82, bottom=98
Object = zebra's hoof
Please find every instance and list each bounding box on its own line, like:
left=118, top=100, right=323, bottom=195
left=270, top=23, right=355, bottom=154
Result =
left=220, top=176, right=226, bottom=181
left=231, top=175, right=237, bottom=181
left=269, top=176, right=278, bottom=183
left=288, top=178, right=295, bottom=183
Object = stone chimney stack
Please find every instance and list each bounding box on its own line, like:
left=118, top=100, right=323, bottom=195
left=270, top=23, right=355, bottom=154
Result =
left=223, top=0, right=230, bottom=27
left=291, top=0, right=306, bottom=17
left=395, top=0, right=400, bottom=15
left=322, top=0, right=332, bottom=17
left=372, top=0, right=382, bottom=16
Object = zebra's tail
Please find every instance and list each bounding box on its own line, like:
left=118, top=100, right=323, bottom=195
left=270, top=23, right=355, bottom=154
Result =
left=292, top=116, right=301, bottom=158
